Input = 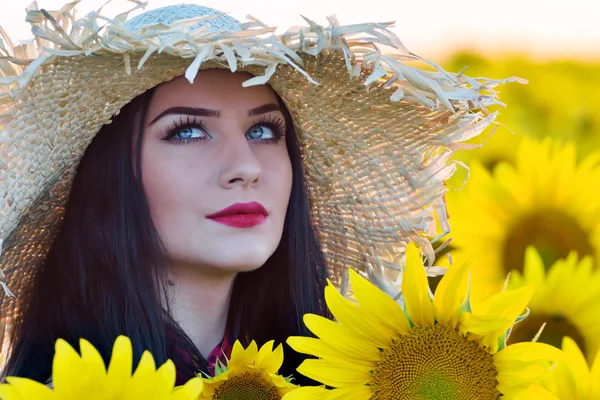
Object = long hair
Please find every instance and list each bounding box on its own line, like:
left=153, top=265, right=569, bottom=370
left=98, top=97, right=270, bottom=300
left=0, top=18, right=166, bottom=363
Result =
left=3, top=79, right=329, bottom=384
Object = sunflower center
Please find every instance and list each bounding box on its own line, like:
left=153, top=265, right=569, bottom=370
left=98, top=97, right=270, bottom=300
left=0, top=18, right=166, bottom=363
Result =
left=508, top=312, right=586, bottom=353
left=502, top=210, right=594, bottom=273
left=371, top=325, right=500, bottom=400
left=212, top=372, right=281, bottom=400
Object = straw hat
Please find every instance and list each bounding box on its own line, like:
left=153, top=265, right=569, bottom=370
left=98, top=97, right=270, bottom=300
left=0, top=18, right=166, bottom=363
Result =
left=0, top=1, right=522, bottom=336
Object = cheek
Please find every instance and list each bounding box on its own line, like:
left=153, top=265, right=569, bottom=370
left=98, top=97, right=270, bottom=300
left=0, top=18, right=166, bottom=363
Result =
left=140, top=145, right=205, bottom=228
left=262, top=148, right=293, bottom=210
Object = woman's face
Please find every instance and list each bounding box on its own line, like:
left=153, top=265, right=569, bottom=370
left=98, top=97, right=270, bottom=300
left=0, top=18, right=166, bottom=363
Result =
left=141, top=69, right=293, bottom=273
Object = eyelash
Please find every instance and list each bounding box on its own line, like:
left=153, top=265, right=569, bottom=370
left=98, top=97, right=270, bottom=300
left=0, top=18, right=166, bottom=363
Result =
left=253, top=114, right=286, bottom=144
left=161, top=116, right=209, bottom=145
left=160, top=115, right=286, bottom=145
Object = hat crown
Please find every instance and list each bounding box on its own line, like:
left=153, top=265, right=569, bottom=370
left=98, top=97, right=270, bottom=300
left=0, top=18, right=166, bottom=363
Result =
left=123, top=4, right=242, bottom=33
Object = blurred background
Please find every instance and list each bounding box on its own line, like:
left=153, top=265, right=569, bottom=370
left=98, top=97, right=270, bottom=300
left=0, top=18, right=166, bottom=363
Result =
left=2, top=0, right=600, bottom=368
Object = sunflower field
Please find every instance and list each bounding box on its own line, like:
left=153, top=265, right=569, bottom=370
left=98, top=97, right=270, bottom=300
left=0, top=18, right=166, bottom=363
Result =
left=2, top=52, right=600, bottom=398
left=433, top=53, right=600, bottom=398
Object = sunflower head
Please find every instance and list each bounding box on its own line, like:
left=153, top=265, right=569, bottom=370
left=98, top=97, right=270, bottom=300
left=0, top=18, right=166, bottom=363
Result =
left=286, top=242, right=562, bottom=399
left=0, top=336, right=203, bottom=400
left=200, top=340, right=297, bottom=400
left=446, top=137, right=600, bottom=300
left=506, top=246, right=600, bottom=362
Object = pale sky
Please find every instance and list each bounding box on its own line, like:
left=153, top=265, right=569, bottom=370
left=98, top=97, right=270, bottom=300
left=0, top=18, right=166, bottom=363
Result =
left=0, top=0, right=599, bottom=61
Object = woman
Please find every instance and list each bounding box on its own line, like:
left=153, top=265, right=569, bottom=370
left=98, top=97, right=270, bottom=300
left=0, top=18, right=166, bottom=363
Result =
left=0, top=2, right=513, bottom=385
left=3, top=67, right=329, bottom=383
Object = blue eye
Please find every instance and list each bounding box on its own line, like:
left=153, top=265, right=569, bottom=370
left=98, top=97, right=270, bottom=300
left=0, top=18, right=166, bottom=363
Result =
left=162, top=116, right=210, bottom=144
left=174, top=126, right=206, bottom=140
left=246, top=125, right=276, bottom=141
left=248, top=115, right=285, bottom=143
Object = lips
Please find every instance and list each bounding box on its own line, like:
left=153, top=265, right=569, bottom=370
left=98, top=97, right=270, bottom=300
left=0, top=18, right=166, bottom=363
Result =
left=206, top=202, right=268, bottom=228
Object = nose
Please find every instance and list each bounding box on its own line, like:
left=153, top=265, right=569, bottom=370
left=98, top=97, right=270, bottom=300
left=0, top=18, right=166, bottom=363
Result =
left=218, top=136, right=261, bottom=189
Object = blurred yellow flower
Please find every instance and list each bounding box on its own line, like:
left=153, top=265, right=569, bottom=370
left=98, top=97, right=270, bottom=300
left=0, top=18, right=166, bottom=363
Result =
left=200, top=340, right=297, bottom=400
left=286, top=243, right=561, bottom=399
left=446, top=137, right=600, bottom=300
left=445, top=54, right=600, bottom=162
left=0, top=336, right=203, bottom=400
left=542, top=337, right=600, bottom=399
left=507, top=247, right=600, bottom=362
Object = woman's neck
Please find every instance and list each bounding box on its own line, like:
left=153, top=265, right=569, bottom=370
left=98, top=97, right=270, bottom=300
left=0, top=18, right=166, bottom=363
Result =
left=166, top=265, right=236, bottom=358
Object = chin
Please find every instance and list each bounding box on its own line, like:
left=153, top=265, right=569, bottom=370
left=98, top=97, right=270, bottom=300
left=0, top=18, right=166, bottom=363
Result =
left=218, top=252, right=274, bottom=273
left=219, top=238, right=280, bottom=267
left=183, top=246, right=278, bottom=273
left=168, top=237, right=282, bottom=273
left=225, top=261, right=267, bottom=273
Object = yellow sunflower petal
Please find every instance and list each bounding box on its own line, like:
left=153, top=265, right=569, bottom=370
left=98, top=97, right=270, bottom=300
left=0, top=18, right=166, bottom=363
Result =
left=106, top=336, right=134, bottom=393
left=299, top=314, right=383, bottom=361
left=286, top=336, right=375, bottom=368
left=0, top=377, right=56, bottom=400
left=230, top=340, right=245, bottom=359
left=323, top=282, right=395, bottom=348
left=564, top=336, right=590, bottom=392
left=521, top=247, right=546, bottom=297
left=296, top=359, right=371, bottom=387
left=499, top=384, right=559, bottom=400
left=324, top=386, right=372, bottom=400
left=543, top=336, right=591, bottom=399
left=205, top=368, right=232, bottom=385
left=433, top=258, right=470, bottom=328
left=268, top=373, right=297, bottom=391
left=255, top=341, right=283, bottom=373
left=78, top=338, right=113, bottom=399
left=79, top=338, right=108, bottom=377
left=402, top=242, right=435, bottom=326
left=472, top=285, right=534, bottom=320
left=283, top=385, right=372, bottom=400
left=592, top=353, right=600, bottom=399
left=347, top=268, right=410, bottom=335
left=462, top=285, right=534, bottom=350
left=245, top=340, right=259, bottom=361
left=127, top=350, right=157, bottom=390
left=281, top=386, right=330, bottom=400
left=199, top=372, right=221, bottom=399
left=460, top=313, right=515, bottom=336
left=146, top=360, right=177, bottom=399
left=170, top=378, right=204, bottom=400
left=494, top=342, right=562, bottom=388
left=228, top=340, right=250, bottom=370
left=52, top=339, right=89, bottom=397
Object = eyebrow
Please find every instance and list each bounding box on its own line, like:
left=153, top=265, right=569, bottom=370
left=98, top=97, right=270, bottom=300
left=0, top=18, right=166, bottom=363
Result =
left=248, top=103, right=281, bottom=116
left=149, top=107, right=219, bottom=125
left=149, top=103, right=281, bottom=125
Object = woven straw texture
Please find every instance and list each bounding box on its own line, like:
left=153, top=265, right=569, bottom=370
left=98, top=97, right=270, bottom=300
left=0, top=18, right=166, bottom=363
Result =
left=0, top=1, right=523, bottom=342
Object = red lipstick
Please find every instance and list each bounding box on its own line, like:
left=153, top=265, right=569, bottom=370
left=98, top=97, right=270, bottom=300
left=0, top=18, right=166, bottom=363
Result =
left=206, top=202, right=268, bottom=228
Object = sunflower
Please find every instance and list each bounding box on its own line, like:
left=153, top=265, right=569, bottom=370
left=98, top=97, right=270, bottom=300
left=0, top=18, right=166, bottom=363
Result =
left=541, top=336, right=600, bottom=399
left=200, top=340, right=297, bottom=400
left=0, top=336, right=203, bottom=400
left=445, top=137, right=600, bottom=300
left=285, top=242, right=562, bottom=399
left=506, top=246, right=600, bottom=362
